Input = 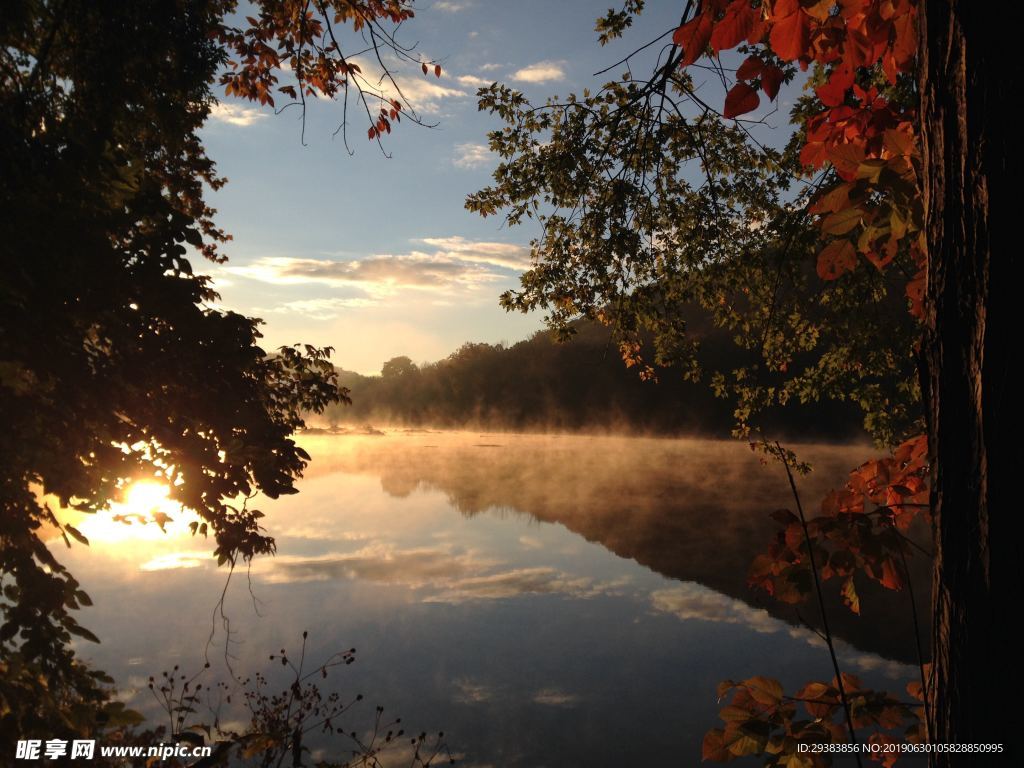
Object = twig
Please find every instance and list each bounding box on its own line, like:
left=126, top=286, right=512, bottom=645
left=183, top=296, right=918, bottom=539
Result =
left=774, top=440, right=864, bottom=767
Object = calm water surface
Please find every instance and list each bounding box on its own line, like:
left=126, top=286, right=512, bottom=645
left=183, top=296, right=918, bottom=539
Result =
left=55, top=432, right=924, bottom=767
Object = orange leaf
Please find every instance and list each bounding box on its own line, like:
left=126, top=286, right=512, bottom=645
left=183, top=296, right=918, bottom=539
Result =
left=769, top=0, right=810, bottom=61
left=826, top=143, right=867, bottom=180
left=795, top=681, right=838, bottom=718
left=743, top=675, right=784, bottom=705
left=821, top=206, right=862, bottom=235
left=817, top=239, right=857, bottom=280
left=808, top=182, right=852, bottom=214
left=702, top=729, right=731, bottom=761
left=723, top=82, right=760, bottom=119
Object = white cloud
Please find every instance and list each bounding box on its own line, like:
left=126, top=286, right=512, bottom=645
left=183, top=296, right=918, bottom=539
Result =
left=510, top=60, right=566, bottom=84
left=418, top=236, right=530, bottom=269
left=457, top=74, right=491, bottom=88
left=479, top=63, right=504, bottom=72
left=352, top=57, right=467, bottom=113
left=435, top=0, right=471, bottom=10
left=253, top=297, right=378, bottom=320
left=209, top=102, right=268, bottom=127
left=227, top=253, right=503, bottom=295
left=452, top=142, right=493, bottom=169
left=225, top=237, right=530, bottom=295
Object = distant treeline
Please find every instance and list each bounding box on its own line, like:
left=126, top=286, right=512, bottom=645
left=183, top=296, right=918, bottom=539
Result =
left=322, top=320, right=866, bottom=440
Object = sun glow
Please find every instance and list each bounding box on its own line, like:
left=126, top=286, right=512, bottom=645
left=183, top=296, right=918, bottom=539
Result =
left=69, top=480, right=199, bottom=547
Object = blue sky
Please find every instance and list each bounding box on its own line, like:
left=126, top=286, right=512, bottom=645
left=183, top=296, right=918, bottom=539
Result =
left=198, top=2, right=743, bottom=374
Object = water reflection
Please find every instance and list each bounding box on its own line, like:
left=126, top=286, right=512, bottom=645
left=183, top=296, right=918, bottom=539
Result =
left=299, top=431, right=930, bottom=662
left=52, top=431, right=924, bottom=767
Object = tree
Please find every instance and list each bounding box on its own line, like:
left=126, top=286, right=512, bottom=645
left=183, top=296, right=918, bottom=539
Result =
left=918, top=3, right=1020, bottom=759
left=381, top=355, right=419, bottom=379
left=468, top=0, right=1017, bottom=760
left=0, top=0, right=436, bottom=751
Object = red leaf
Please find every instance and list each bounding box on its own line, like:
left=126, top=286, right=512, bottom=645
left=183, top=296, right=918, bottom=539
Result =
left=735, top=55, right=764, bottom=81
left=815, top=64, right=855, bottom=107
left=723, top=82, right=760, bottom=119
left=434, top=64, right=442, bottom=78
left=673, top=12, right=714, bottom=66
left=710, top=0, right=758, bottom=52
left=769, top=0, right=810, bottom=61
left=760, top=65, right=785, bottom=100
left=817, top=239, right=857, bottom=280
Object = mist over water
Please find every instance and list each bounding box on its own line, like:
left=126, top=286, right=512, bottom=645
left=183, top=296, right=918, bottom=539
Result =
left=56, top=431, right=925, bottom=766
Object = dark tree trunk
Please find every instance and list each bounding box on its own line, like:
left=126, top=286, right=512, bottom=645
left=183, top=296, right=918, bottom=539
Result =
left=919, top=2, right=1021, bottom=762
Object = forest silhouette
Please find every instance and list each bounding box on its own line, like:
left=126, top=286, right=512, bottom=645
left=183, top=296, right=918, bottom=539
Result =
left=323, top=319, right=867, bottom=440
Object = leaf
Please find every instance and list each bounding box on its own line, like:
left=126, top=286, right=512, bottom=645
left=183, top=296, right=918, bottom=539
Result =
left=809, top=182, right=852, bottom=215
left=674, top=13, right=714, bottom=66
left=883, top=127, right=914, bottom=157
left=761, top=65, right=785, bottom=100
left=744, top=675, right=784, bottom=706
left=724, top=83, right=760, bottom=119
left=65, top=524, right=89, bottom=546
left=769, top=0, right=810, bottom=61
left=711, top=1, right=758, bottom=52
left=736, top=55, right=764, bottom=81
left=841, top=576, right=861, bottom=614
left=821, top=206, right=862, bottom=235
left=815, top=64, right=855, bottom=107
left=795, top=682, right=837, bottom=718
left=827, top=143, right=867, bottom=180
left=816, top=239, right=857, bottom=280
left=702, top=728, right=732, bottom=761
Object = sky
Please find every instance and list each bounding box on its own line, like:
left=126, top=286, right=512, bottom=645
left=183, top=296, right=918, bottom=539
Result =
left=197, top=1, right=772, bottom=375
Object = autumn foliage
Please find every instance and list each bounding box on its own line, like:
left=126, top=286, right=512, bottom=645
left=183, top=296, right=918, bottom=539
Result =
left=666, top=1, right=932, bottom=764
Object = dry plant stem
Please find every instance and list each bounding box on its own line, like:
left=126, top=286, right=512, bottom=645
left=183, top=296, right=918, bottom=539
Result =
left=774, top=441, right=863, bottom=768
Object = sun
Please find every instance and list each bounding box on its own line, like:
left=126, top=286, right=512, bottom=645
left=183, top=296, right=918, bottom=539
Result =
left=122, top=480, right=172, bottom=513
left=65, top=479, right=196, bottom=546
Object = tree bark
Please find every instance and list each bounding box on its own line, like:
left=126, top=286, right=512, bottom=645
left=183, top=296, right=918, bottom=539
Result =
left=919, top=2, right=1021, bottom=762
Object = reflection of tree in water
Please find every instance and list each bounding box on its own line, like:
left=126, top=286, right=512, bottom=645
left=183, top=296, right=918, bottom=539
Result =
left=303, top=433, right=930, bottom=663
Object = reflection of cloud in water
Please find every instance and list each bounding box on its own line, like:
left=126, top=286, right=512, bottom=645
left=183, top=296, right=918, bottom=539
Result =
left=532, top=688, right=579, bottom=707
left=650, top=583, right=779, bottom=634
left=264, top=543, right=629, bottom=604
left=651, top=583, right=914, bottom=680
left=453, top=678, right=494, bottom=704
